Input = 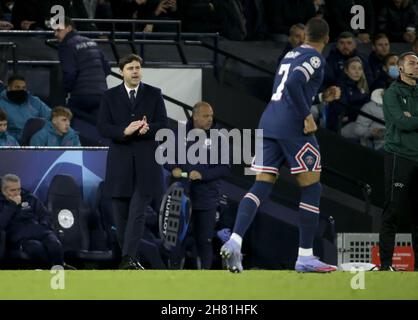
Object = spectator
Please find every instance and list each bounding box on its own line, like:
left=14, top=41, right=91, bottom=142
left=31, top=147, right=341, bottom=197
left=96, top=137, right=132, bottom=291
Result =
left=276, top=24, right=305, bottom=65
left=0, top=3, right=13, bottom=29
left=325, top=32, right=373, bottom=87
left=0, top=174, right=65, bottom=268
left=354, top=88, right=386, bottom=150
left=326, top=57, right=371, bottom=136
left=324, top=0, right=375, bottom=42
left=0, top=74, right=51, bottom=141
left=179, top=0, right=223, bottom=34
left=369, top=34, right=391, bottom=84
left=166, top=101, right=230, bottom=269
left=29, top=106, right=81, bottom=146
left=378, top=0, right=417, bottom=43
left=370, top=53, right=399, bottom=91
left=264, top=0, right=315, bottom=35
left=142, top=0, right=180, bottom=33
left=313, top=0, right=326, bottom=18
left=0, top=109, right=19, bottom=146
left=11, top=0, right=47, bottom=30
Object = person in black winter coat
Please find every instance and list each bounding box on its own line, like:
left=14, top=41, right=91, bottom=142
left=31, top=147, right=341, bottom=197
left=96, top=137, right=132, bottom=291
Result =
left=97, top=53, right=168, bottom=270
left=0, top=174, right=64, bottom=268
left=55, top=17, right=110, bottom=123
left=378, top=0, right=418, bottom=43
left=165, top=101, right=230, bottom=269
left=368, top=33, right=391, bottom=85
left=370, top=52, right=399, bottom=91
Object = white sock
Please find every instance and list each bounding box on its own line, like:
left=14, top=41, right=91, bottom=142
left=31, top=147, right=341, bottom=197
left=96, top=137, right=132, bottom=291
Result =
left=230, top=233, right=242, bottom=247
left=298, top=248, right=313, bottom=257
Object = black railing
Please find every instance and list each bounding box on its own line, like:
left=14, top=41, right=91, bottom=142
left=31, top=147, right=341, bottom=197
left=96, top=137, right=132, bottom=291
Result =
left=0, top=42, right=17, bottom=73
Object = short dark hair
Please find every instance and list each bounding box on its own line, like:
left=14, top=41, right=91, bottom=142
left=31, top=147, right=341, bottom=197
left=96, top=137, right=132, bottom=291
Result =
left=63, top=16, right=75, bottom=28
left=398, top=51, right=418, bottom=66
left=119, top=54, right=143, bottom=70
left=383, top=53, right=398, bottom=66
left=7, top=74, right=26, bottom=86
left=344, top=56, right=363, bottom=69
left=305, top=18, right=329, bottom=42
left=337, top=31, right=355, bottom=41
left=289, top=23, right=305, bottom=36
left=0, top=109, right=7, bottom=122
left=373, top=33, right=389, bottom=45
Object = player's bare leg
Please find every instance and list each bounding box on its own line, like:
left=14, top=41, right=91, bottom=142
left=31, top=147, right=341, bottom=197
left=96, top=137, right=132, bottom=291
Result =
left=221, top=173, right=277, bottom=273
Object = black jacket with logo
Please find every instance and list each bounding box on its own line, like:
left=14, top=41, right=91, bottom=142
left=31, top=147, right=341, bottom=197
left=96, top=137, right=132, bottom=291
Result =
left=0, top=189, right=54, bottom=244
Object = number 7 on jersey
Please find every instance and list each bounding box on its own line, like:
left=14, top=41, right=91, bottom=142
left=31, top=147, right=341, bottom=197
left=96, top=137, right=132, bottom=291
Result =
left=271, top=63, right=291, bottom=101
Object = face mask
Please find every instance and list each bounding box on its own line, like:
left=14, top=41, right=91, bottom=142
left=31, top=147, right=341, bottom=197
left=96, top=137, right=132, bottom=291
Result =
left=7, top=90, right=28, bottom=104
left=388, top=65, right=400, bottom=79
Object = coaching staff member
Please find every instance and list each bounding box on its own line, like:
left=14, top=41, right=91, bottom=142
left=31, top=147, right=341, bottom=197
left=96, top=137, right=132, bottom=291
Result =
left=380, top=52, right=418, bottom=271
left=98, top=54, right=168, bottom=270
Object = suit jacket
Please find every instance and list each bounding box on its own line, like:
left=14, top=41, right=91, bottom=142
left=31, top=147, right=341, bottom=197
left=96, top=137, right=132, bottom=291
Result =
left=98, top=82, right=168, bottom=198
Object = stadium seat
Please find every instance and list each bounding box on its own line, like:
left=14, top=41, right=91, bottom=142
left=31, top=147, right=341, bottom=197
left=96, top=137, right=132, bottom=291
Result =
left=94, top=181, right=120, bottom=266
left=20, top=117, right=46, bottom=146
left=47, top=174, right=114, bottom=268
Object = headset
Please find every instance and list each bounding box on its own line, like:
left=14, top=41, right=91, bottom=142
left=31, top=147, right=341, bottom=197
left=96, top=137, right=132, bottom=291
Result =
left=398, top=52, right=418, bottom=79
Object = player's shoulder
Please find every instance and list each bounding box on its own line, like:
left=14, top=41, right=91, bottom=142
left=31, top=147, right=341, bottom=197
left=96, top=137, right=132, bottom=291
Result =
left=283, top=45, right=324, bottom=69
left=299, top=46, right=324, bottom=68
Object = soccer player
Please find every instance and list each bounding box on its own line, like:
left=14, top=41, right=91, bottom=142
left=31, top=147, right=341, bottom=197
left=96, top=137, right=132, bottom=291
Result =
left=220, top=18, right=340, bottom=273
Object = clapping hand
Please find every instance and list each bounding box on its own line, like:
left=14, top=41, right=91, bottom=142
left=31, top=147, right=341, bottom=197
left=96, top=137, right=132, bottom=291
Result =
left=138, top=116, right=149, bottom=135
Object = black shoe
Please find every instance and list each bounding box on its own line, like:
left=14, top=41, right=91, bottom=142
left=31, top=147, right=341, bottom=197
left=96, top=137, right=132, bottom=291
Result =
left=119, top=256, right=144, bottom=270
left=379, top=265, right=396, bottom=271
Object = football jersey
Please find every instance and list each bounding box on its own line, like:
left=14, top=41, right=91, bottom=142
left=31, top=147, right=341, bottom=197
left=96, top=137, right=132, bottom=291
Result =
left=259, top=44, right=325, bottom=139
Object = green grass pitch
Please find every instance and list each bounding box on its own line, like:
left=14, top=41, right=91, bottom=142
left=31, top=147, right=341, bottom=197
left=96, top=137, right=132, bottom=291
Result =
left=0, top=270, right=417, bottom=300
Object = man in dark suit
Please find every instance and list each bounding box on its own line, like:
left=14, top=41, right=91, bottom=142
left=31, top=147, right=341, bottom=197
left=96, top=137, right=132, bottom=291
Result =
left=97, top=54, right=168, bottom=270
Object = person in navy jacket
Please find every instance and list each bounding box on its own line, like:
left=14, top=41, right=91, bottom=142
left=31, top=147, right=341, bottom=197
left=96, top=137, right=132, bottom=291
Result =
left=0, top=174, right=64, bottom=268
left=326, top=57, right=371, bottom=134
left=325, top=32, right=373, bottom=87
left=165, top=101, right=230, bottom=269
left=55, top=17, right=111, bottom=125
left=97, top=54, right=168, bottom=270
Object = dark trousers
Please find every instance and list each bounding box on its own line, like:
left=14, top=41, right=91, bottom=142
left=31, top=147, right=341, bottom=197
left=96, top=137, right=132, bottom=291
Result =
left=67, top=94, right=105, bottom=145
left=67, top=94, right=102, bottom=124
left=20, top=233, right=64, bottom=267
left=192, top=208, right=218, bottom=269
left=379, top=152, right=418, bottom=268
left=112, top=189, right=153, bottom=259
